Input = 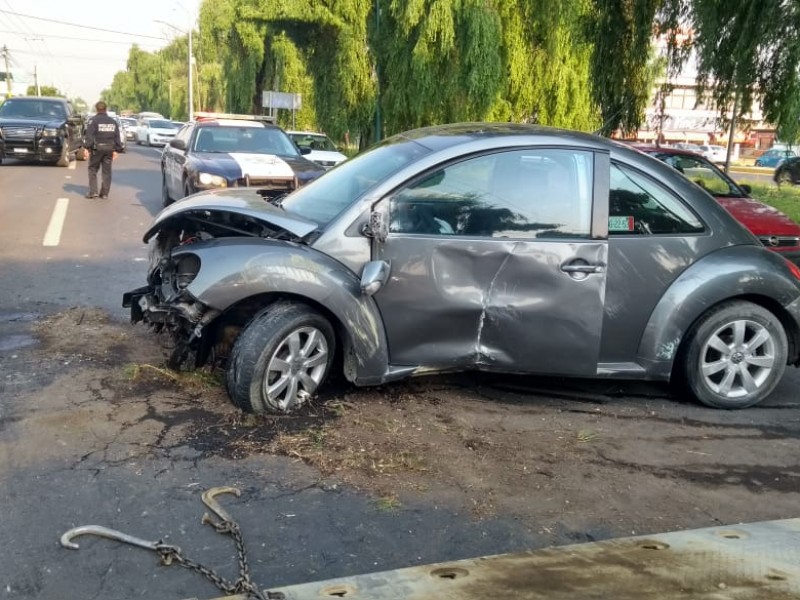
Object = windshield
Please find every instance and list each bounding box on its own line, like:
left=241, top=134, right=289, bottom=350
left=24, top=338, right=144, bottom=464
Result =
left=150, top=119, right=180, bottom=129
left=192, top=125, right=300, bottom=156
left=653, top=152, right=743, bottom=197
left=290, top=133, right=338, bottom=152
left=281, top=138, right=432, bottom=224
left=0, top=99, right=65, bottom=120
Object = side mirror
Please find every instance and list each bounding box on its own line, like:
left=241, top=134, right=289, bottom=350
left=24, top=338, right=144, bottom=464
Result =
left=169, top=138, right=186, bottom=150
left=299, top=147, right=312, bottom=155
left=739, top=183, right=752, bottom=194
left=360, top=260, right=390, bottom=296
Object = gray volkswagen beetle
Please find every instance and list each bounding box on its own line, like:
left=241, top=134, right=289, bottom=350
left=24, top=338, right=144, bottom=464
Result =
left=124, top=123, right=800, bottom=413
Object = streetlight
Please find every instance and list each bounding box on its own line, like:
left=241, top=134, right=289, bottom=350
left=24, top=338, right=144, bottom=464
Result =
left=155, top=4, right=196, bottom=120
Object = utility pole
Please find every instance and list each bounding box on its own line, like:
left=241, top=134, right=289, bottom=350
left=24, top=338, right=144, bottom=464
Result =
left=724, top=92, right=739, bottom=175
left=1, top=45, right=11, bottom=98
left=34, top=64, right=40, bottom=96
left=374, top=0, right=382, bottom=143
left=188, top=23, right=194, bottom=120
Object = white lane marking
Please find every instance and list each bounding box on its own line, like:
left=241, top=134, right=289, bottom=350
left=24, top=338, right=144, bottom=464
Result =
left=42, top=198, right=70, bottom=247
left=68, top=160, right=77, bottom=170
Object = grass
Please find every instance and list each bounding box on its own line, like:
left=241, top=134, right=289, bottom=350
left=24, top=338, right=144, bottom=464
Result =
left=748, top=183, right=800, bottom=223
left=122, top=363, right=223, bottom=392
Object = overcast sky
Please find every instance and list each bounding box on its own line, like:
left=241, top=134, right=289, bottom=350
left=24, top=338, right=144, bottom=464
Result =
left=0, top=0, right=197, bottom=102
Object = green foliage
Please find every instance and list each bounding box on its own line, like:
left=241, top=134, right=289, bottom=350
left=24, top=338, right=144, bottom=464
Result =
left=748, top=183, right=800, bottom=224
left=25, top=85, right=62, bottom=97
left=100, top=0, right=800, bottom=148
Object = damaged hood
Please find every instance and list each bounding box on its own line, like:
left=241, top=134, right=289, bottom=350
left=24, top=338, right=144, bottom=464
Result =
left=143, top=190, right=320, bottom=242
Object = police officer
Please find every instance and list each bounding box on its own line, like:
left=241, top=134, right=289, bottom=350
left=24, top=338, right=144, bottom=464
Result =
left=83, top=101, right=123, bottom=199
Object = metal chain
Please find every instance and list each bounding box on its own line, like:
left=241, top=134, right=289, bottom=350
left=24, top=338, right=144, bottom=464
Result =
left=154, top=526, right=270, bottom=600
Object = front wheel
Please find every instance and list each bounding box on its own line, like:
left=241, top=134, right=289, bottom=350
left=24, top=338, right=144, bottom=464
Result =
left=679, top=301, right=787, bottom=409
left=56, top=143, right=70, bottom=167
left=226, top=303, right=336, bottom=414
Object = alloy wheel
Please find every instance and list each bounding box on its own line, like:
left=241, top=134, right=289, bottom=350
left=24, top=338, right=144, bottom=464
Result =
left=263, top=326, right=329, bottom=412
left=700, top=319, right=776, bottom=399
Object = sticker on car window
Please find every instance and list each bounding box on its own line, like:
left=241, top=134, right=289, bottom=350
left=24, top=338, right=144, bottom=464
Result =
left=609, top=216, right=635, bottom=232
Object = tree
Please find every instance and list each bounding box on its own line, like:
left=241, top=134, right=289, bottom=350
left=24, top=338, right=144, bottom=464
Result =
left=26, top=85, right=62, bottom=97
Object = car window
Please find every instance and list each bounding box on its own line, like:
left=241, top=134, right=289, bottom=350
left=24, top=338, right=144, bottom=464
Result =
left=656, top=154, right=735, bottom=196
left=291, top=133, right=337, bottom=152
left=175, top=124, right=193, bottom=145
left=0, top=99, right=65, bottom=119
left=281, top=138, right=432, bottom=225
left=389, top=149, right=594, bottom=239
left=609, top=164, right=704, bottom=235
left=192, top=126, right=299, bottom=156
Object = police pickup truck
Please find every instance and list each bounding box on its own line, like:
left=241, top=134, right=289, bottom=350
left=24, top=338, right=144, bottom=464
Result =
left=0, top=96, right=84, bottom=166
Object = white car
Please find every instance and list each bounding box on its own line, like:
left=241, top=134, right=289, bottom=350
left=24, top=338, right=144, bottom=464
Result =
left=287, top=130, right=347, bottom=169
left=137, top=118, right=180, bottom=146
left=697, top=144, right=728, bottom=164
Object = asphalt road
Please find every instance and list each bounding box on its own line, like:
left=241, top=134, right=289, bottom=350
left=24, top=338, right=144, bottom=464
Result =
left=1, top=147, right=799, bottom=600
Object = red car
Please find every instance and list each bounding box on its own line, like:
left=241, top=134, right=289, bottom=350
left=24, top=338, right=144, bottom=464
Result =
left=634, top=145, right=800, bottom=264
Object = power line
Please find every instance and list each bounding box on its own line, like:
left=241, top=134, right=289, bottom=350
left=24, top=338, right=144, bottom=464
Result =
left=0, top=8, right=169, bottom=40
left=0, top=29, right=163, bottom=47
left=8, top=48, right=129, bottom=62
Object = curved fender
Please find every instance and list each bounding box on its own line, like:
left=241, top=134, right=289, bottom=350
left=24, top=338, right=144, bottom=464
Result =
left=172, top=238, right=389, bottom=381
left=637, top=245, right=800, bottom=378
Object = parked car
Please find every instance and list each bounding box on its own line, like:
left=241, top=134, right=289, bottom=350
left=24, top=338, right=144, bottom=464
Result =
left=634, top=145, right=800, bottom=264
left=160, top=115, right=325, bottom=205
left=775, top=157, right=800, bottom=186
left=697, top=144, right=728, bottom=164
left=697, top=144, right=728, bottom=165
left=120, top=117, right=138, bottom=141
left=0, top=96, right=84, bottom=166
left=756, top=148, right=797, bottom=168
left=125, top=123, right=800, bottom=416
left=286, top=130, right=348, bottom=169
left=670, top=143, right=701, bottom=152
left=137, top=118, right=180, bottom=146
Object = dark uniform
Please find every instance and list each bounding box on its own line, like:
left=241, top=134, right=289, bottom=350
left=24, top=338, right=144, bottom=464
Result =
left=83, top=112, right=123, bottom=198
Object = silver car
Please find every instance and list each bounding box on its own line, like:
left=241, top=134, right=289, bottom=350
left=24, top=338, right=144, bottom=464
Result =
left=124, top=123, right=800, bottom=414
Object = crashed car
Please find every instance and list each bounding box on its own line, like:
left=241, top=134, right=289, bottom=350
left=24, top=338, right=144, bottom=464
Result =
left=125, top=123, right=800, bottom=414
left=161, top=113, right=325, bottom=206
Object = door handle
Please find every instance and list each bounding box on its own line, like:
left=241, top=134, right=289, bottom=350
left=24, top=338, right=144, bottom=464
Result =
left=560, top=262, right=605, bottom=274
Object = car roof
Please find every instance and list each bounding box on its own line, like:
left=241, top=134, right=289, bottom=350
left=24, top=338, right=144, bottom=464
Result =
left=386, top=122, right=624, bottom=153
left=628, top=143, right=692, bottom=156
left=194, top=119, right=271, bottom=129
left=287, top=130, right=328, bottom=136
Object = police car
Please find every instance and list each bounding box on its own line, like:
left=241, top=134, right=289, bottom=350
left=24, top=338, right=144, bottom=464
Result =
left=160, top=112, right=326, bottom=206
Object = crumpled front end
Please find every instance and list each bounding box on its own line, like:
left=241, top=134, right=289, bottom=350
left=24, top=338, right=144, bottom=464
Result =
left=123, top=233, right=221, bottom=368
left=123, top=198, right=315, bottom=368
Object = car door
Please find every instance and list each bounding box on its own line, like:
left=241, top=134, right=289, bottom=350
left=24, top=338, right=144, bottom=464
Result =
left=371, top=147, right=609, bottom=375
left=164, top=123, right=192, bottom=196
left=64, top=102, right=82, bottom=151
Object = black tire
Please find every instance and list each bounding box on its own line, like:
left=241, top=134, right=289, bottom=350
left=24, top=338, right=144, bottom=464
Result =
left=776, top=169, right=794, bottom=187
left=162, top=172, right=172, bottom=206
left=678, top=300, right=788, bottom=409
left=56, top=143, right=70, bottom=167
left=225, top=302, right=336, bottom=414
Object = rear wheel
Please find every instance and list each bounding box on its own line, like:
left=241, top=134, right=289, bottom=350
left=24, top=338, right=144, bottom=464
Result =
left=679, top=301, right=787, bottom=409
left=226, top=303, right=336, bottom=414
left=777, top=169, right=794, bottom=187
left=161, top=172, right=172, bottom=206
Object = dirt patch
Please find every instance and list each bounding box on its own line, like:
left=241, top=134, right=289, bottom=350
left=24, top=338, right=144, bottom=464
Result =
left=10, top=308, right=800, bottom=540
